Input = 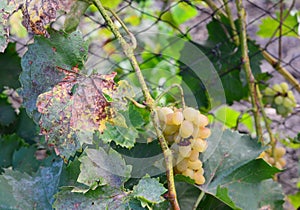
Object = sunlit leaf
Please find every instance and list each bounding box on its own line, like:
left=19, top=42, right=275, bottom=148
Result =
left=257, top=10, right=300, bottom=38
left=132, top=175, right=167, bottom=207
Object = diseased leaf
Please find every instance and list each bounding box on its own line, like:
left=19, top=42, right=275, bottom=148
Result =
left=77, top=148, right=132, bottom=189
left=132, top=175, right=167, bottom=207
left=20, top=29, right=88, bottom=121
left=0, top=0, right=22, bottom=52
left=21, top=0, right=75, bottom=37
left=0, top=157, right=63, bottom=209
left=36, top=72, right=118, bottom=159
left=53, top=187, right=130, bottom=210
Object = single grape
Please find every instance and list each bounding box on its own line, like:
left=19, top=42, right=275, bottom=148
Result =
left=274, top=96, right=284, bottom=105
left=157, top=107, right=173, bottom=122
left=165, top=113, right=174, bottom=125
left=276, top=105, right=287, bottom=116
left=192, top=138, right=207, bottom=153
left=278, top=158, right=286, bottom=167
left=172, top=111, right=184, bottom=125
left=163, top=124, right=179, bottom=135
left=183, top=107, right=196, bottom=121
left=194, top=171, right=205, bottom=185
left=176, top=158, right=188, bottom=172
left=197, top=114, right=209, bottom=127
left=274, top=147, right=286, bottom=159
left=182, top=168, right=194, bottom=179
left=280, top=82, right=289, bottom=93
left=287, top=90, right=296, bottom=103
left=187, top=159, right=202, bottom=170
left=178, top=144, right=192, bottom=158
left=179, top=120, right=194, bottom=138
left=268, top=157, right=275, bottom=165
left=283, top=97, right=294, bottom=108
left=192, top=125, right=199, bottom=138
left=189, top=149, right=199, bottom=161
left=273, top=84, right=282, bottom=93
left=265, top=87, right=276, bottom=96
left=198, top=127, right=211, bottom=139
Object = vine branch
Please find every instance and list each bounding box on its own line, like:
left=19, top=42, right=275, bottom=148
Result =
left=235, top=0, right=263, bottom=142
left=92, top=1, right=180, bottom=209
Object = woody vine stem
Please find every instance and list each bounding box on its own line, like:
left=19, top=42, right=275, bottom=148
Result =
left=92, top=0, right=180, bottom=209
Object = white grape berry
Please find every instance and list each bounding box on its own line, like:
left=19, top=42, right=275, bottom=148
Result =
left=179, top=120, right=194, bottom=138
left=183, top=107, right=197, bottom=121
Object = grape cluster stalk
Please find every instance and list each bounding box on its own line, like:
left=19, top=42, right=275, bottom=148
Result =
left=157, top=106, right=211, bottom=185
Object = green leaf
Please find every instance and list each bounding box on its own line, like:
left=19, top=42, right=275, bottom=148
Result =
left=78, top=148, right=132, bottom=189
left=212, top=105, right=254, bottom=133
left=257, top=10, right=299, bottom=38
left=0, top=134, right=25, bottom=171
left=198, top=128, right=284, bottom=210
left=101, top=0, right=122, bottom=9
left=53, top=186, right=130, bottom=210
left=0, top=157, right=63, bottom=209
left=128, top=102, right=150, bottom=128
left=101, top=123, right=138, bottom=149
left=170, top=2, right=198, bottom=25
left=0, top=98, right=16, bottom=126
left=0, top=43, right=21, bottom=91
left=12, top=146, right=41, bottom=175
left=20, top=29, right=88, bottom=121
left=288, top=191, right=300, bottom=209
left=132, top=175, right=167, bottom=207
left=64, top=1, right=90, bottom=33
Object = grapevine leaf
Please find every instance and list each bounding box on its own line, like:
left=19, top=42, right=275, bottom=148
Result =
left=20, top=29, right=88, bottom=121
left=101, top=123, right=138, bottom=149
left=257, top=10, right=300, bottom=38
left=0, top=134, right=25, bottom=171
left=0, top=98, right=16, bottom=126
left=12, top=146, right=42, bottom=175
left=132, top=175, right=167, bottom=207
left=53, top=187, right=130, bottom=210
left=64, top=1, right=90, bottom=33
left=36, top=72, right=117, bottom=159
left=0, top=157, right=63, bottom=209
left=170, top=2, right=198, bottom=25
left=198, top=128, right=284, bottom=209
left=77, top=148, right=132, bottom=189
left=21, top=0, right=75, bottom=37
left=0, top=0, right=22, bottom=52
left=128, top=102, right=150, bottom=128
left=0, top=43, right=21, bottom=91
left=288, top=191, right=300, bottom=209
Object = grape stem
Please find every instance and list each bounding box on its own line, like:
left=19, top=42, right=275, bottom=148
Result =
left=193, top=190, right=205, bottom=210
left=235, top=0, right=263, bottom=142
left=92, top=1, right=180, bottom=209
left=155, top=84, right=186, bottom=108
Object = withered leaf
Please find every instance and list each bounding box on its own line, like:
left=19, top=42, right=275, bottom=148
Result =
left=21, top=0, right=75, bottom=37
left=36, top=71, right=118, bottom=159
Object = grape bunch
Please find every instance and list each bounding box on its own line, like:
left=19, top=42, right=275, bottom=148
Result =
left=157, top=106, right=211, bottom=185
left=264, top=82, right=297, bottom=117
left=259, top=146, right=286, bottom=170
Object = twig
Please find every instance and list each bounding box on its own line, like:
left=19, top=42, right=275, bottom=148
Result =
left=92, top=1, right=180, bottom=209
left=278, top=0, right=283, bottom=66
left=235, top=0, right=263, bottom=142
left=203, top=0, right=300, bottom=94
left=262, top=51, right=300, bottom=92
left=193, top=190, right=205, bottom=210
left=155, top=84, right=186, bottom=108
left=222, top=0, right=239, bottom=46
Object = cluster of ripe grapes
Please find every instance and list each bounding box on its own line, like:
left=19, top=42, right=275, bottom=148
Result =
left=157, top=106, right=211, bottom=185
left=264, top=82, right=297, bottom=117
left=259, top=146, right=286, bottom=170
